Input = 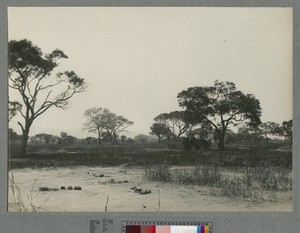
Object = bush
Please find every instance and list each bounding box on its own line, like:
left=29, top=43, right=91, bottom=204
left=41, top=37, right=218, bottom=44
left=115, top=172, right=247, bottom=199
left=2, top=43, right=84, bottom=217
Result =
left=181, top=137, right=211, bottom=151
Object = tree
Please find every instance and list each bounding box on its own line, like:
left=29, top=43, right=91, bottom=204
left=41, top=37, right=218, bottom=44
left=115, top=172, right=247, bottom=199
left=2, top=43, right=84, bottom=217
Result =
left=177, top=80, right=262, bottom=150
left=154, top=111, right=190, bottom=142
left=134, top=134, right=148, bottom=143
left=9, top=39, right=87, bottom=155
left=85, top=136, right=98, bottom=144
left=149, top=122, right=170, bottom=143
left=278, top=120, right=292, bottom=144
left=83, top=107, right=133, bottom=144
left=83, top=107, right=106, bottom=144
left=257, top=121, right=281, bottom=142
left=30, top=133, right=59, bottom=144
left=101, top=131, right=113, bottom=142
left=235, top=125, right=264, bottom=144
left=182, top=123, right=214, bottom=151
left=9, top=128, right=22, bottom=142
left=100, top=111, right=133, bottom=144
left=59, top=132, right=78, bottom=145
left=120, top=135, right=127, bottom=143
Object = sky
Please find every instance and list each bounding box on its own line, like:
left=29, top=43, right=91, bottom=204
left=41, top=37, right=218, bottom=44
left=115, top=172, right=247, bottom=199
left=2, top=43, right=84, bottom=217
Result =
left=8, top=7, right=293, bottom=138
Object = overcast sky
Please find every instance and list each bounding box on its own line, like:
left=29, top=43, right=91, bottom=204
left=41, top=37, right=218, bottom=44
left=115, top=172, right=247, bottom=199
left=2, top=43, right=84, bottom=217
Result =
left=8, top=7, right=292, bottom=138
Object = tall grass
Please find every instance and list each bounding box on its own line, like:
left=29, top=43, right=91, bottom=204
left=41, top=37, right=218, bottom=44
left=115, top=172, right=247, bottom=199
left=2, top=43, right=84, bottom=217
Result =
left=9, top=172, right=27, bottom=212
left=143, top=165, right=292, bottom=201
left=144, top=165, right=172, bottom=182
left=218, top=176, right=264, bottom=200
left=252, top=167, right=292, bottom=191
left=8, top=172, right=52, bottom=212
left=174, top=166, right=221, bottom=187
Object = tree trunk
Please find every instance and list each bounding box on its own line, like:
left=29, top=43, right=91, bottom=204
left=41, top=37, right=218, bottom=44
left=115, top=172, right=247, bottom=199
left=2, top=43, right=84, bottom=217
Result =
left=98, top=134, right=101, bottom=145
left=167, top=136, right=171, bottom=149
left=218, top=139, right=225, bottom=151
left=158, top=135, right=161, bottom=143
left=218, top=129, right=226, bottom=151
left=19, top=118, right=33, bottom=156
left=110, top=132, right=118, bottom=144
left=264, top=135, right=270, bottom=143
left=21, top=128, right=29, bottom=156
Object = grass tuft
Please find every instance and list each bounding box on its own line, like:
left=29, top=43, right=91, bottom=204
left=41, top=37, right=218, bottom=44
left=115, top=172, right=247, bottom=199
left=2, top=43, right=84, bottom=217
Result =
left=144, top=165, right=172, bottom=182
left=175, top=165, right=221, bottom=187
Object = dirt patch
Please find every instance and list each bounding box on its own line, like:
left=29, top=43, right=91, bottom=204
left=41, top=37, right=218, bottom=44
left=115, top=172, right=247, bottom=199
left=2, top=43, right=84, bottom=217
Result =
left=8, top=166, right=292, bottom=212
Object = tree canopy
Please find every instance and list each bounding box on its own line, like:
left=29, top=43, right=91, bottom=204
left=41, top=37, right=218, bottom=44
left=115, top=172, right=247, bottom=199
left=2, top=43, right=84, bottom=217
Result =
left=9, top=39, right=87, bottom=155
left=154, top=111, right=191, bottom=141
left=278, top=120, right=292, bottom=144
left=83, top=107, right=133, bottom=144
left=149, top=122, right=170, bottom=143
left=256, top=121, right=281, bottom=142
left=83, top=107, right=107, bottom=144
left=177, top=80, right=262, bottom=150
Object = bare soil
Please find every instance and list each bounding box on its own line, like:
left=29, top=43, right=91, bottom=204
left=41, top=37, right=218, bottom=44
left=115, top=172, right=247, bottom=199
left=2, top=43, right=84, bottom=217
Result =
left=8, top=166, right=292, bottom=212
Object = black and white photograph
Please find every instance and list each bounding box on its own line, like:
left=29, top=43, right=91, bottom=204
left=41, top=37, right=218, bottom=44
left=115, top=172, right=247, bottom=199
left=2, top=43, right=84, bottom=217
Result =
left=7, top=7, right=293, bottom=212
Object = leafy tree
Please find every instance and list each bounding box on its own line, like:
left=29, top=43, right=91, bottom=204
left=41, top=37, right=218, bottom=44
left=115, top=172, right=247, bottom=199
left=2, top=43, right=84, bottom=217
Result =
left=134, top=134, right=148, bottom=143
left=126, top=138, right=135, bottom=144
left=59, top=132, right=78, bottom=145
left=101, top=131, right=113, bottom=143
left=278, top=120, right=292, bottom=144
left=120, top=135, right=127, bottom=143
left=257, top=121, right=281, bottom=142
left=9, top=128, right=21, bottom=142
left=235, top=125, right=264, bottom=144
left=178, top=80, right=262, bottom=150
left=9, top=39, right=87, bottom=155
left=154, top=111, right=190, bottom=140
left=149, top=122, right=170, bottom=143
left=60, top=132, right=68, bottom=138
left=154, top=111, right=191, bottom=148
left=224, top=129, right=235, bottom=145
left=85, top=136, right=98, bottom=144
left=182, top=123, right=214, bottom=151
left=101, top=111, right=133, bottom=144
left=30, top=133, right=59, bottom=144
left=83, top=107, right=106, bottom=144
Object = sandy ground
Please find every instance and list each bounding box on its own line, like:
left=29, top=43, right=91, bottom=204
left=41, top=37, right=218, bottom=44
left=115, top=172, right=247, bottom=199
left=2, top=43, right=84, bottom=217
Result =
left=8, top=166, right=292, bottom=212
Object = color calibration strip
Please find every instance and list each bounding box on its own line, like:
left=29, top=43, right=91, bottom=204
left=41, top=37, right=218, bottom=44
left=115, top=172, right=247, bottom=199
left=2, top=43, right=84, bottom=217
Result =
left=122, top=222, right=212, bottom=233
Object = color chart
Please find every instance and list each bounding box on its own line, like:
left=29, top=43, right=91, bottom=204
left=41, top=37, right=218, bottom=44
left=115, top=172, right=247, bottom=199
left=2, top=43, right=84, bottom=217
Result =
left=122, top=222, right=212, bottom=233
